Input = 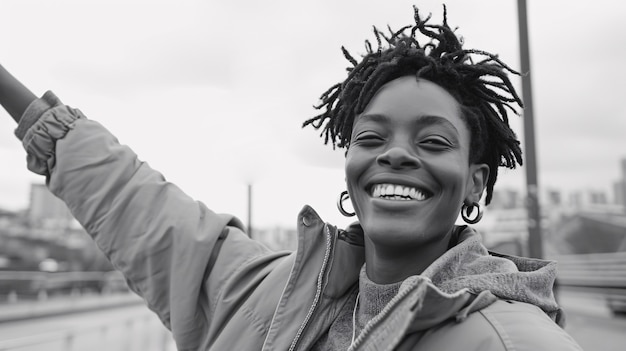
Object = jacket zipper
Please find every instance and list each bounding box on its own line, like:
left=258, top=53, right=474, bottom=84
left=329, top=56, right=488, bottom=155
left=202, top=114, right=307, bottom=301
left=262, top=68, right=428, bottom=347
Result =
left=288, top=224, right=334, bottom=351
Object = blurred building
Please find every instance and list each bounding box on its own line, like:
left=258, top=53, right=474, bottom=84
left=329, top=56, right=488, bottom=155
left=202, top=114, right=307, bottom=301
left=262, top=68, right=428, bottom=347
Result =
left=568, top=189, right=609, bottom=209
left=0, top=208, right=19, bottom=229
left=28, top=183, right=74, bottom=230
left=613, top=158, right=626, bottom=208
left=254, top=226, right=297, bottom=251
left=546, top=189, right=562, bottom=207
left=615, top=181, right=625, bottom=206
left=489, top=189, right=522, bottom=209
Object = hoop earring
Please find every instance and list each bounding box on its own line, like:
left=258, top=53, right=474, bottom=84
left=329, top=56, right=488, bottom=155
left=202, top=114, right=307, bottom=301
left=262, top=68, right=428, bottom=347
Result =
left=461, top=201, right=483, bottom=224
left=337, top=191, right=356, bottom=217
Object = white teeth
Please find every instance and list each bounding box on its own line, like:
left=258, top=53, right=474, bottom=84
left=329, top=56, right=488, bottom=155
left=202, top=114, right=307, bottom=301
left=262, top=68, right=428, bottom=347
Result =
left=394, top=185, right=403, bottom=196
left=373, top=187, right=381, bottom=198
left=385, top=184, right=394, bottom=195
left=414, top=191, right=426, bottom=201
left=371, top=183, right=429, bottom=201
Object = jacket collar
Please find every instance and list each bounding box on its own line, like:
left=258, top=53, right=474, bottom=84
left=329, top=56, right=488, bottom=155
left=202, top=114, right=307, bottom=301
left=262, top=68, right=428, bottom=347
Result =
left=420, top=225, right=561, bottom=322
left=262, top=205, right=332, bottom=351
left=348, top=225, right=562, bottom=349
left=291, top=206, right=562, bottom=349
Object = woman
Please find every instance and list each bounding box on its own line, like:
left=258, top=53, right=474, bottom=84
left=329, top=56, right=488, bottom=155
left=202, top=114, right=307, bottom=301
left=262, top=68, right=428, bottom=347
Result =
left=0, top=5, right=582, bottom=351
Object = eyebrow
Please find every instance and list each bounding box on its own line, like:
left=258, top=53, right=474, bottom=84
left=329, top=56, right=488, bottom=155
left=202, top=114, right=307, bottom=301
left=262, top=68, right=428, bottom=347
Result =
left=357, top=114, right=459, bottom=134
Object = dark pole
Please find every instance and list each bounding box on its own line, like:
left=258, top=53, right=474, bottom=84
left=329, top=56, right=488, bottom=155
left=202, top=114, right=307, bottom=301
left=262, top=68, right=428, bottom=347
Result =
left=517, top=0, right=543, bottom=258
left=247, top=183, right=253, bottom=238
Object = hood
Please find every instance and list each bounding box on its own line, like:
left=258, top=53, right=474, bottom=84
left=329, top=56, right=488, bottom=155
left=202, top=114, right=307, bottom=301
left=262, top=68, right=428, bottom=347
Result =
left=420, top=225, right=562, bottom=324
left=331, top=222, right=563, bottom=333
left=348, top=224, right=564, bottom=349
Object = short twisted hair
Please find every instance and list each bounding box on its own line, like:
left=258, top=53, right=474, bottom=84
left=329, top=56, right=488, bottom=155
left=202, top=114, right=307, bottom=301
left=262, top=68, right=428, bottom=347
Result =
left=302, top=5, right=523, bottom=205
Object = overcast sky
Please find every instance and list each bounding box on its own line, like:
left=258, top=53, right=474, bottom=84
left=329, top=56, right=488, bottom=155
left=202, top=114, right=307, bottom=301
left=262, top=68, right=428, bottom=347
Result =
left=1, top=0, right=625, bottom=228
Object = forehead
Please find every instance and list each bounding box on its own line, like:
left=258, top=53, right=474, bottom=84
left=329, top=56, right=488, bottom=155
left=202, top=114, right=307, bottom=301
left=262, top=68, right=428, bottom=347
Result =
left=355, top=76, right=463, bottom=130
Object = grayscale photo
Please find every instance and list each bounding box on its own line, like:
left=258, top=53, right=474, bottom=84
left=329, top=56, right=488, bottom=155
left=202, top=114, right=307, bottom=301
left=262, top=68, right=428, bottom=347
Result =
left=0, top=1, right=624, bottom=350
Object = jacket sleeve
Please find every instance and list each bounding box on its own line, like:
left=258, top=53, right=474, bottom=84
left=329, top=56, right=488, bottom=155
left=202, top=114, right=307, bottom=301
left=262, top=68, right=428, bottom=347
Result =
left=15, top=91, right=279, bottom=346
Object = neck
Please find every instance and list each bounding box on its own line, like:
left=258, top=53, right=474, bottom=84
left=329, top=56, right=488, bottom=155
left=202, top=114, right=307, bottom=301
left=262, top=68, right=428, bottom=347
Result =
left=364, top=230, right=455, bottom=284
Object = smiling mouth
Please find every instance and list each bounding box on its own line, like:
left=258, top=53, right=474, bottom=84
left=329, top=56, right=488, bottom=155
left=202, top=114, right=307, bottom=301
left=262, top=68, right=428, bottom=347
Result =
left=370, top=183, right=432, bottom=201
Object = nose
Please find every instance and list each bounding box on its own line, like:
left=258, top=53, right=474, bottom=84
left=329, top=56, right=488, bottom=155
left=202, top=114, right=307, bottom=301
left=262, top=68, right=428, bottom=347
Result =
left=376, top=146, right=421, bottom=169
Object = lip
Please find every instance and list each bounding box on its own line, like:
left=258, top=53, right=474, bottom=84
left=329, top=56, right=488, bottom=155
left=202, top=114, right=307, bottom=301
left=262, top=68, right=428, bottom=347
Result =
left=364, top=173, right=436, bottom=199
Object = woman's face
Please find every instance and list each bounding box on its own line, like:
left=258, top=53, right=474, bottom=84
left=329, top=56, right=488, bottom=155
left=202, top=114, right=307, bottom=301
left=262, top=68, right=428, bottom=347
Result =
left=345, top=76, right=487, bottom=250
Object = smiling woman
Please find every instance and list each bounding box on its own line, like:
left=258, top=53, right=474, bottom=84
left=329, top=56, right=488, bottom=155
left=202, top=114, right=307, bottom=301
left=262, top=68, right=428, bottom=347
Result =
left=0, top=4, right=582, bottom=351
left=299, top=7, right=581, bottom=350
left=344, top=77, right=486, bottom=284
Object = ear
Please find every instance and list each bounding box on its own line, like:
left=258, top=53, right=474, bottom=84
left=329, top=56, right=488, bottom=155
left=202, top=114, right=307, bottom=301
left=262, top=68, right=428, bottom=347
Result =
left=465, top=163, right=489, bottom=204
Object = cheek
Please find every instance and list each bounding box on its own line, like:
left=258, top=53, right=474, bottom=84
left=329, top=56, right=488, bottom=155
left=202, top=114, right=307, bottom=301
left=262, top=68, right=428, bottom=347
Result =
left=344, top=149, right=364, bottom=187
left=427, top=154, right=469, bottom=196
left=344, top=150, right=369, bottom=213
left=344, top=152, right=354, bottom=186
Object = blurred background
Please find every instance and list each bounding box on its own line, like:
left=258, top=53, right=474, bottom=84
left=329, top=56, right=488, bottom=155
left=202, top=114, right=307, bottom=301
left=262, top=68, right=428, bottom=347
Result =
left=0, top=0, right=625, bottom=350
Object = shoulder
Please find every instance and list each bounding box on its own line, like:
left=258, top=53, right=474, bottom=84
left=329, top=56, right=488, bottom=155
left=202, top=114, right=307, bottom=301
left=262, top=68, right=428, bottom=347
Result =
left=416, top=300, right=582, bottom=351
left=476, top=300, right=582, bottom=351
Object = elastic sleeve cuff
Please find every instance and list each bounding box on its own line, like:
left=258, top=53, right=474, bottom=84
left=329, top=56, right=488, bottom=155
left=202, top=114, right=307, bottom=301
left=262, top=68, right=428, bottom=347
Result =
left=14, top=90, right=62, bottom=140
left=16, top=91, right=84, bottom=176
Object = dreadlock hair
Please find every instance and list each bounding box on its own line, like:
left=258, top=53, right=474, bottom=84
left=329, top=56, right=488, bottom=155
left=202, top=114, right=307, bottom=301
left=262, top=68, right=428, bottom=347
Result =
left=302, top=5, right=523, bottom=205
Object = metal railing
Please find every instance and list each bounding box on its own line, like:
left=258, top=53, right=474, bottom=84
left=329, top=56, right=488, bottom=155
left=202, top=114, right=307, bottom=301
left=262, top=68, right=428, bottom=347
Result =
left=0, top=313, right=173, bottom=351
left=0, top=270, right=174, bottom=351
left=553, top=251, right=626, bottom=313
left=0, top=270, right=127, bottom=302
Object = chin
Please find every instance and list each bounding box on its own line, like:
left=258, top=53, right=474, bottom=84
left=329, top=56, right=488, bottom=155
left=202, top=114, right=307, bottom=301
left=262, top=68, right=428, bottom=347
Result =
left=362, top=219, right=425, bottom=247
left=359, top=212, right=456, bottom=250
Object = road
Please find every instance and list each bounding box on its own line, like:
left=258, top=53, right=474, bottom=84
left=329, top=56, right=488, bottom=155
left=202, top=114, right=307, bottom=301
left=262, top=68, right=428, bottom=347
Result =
left=0, top=290, right=623, bottom=350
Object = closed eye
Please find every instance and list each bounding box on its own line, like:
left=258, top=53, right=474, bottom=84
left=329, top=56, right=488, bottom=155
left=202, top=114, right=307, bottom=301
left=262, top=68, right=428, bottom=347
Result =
left=419, top=137, right=452, bottom=150
left=354, top=133, right=385, bottom=146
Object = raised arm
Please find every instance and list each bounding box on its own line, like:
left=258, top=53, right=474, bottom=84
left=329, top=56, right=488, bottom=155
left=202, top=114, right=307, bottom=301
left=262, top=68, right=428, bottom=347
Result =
left=0, top=64, right=37, bottom=123
left=0, top=64, right=286, bottom=349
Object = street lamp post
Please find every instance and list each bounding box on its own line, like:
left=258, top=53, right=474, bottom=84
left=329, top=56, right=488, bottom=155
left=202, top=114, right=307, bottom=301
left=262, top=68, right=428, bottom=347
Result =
left=517, top=0, right=544, bottom=259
